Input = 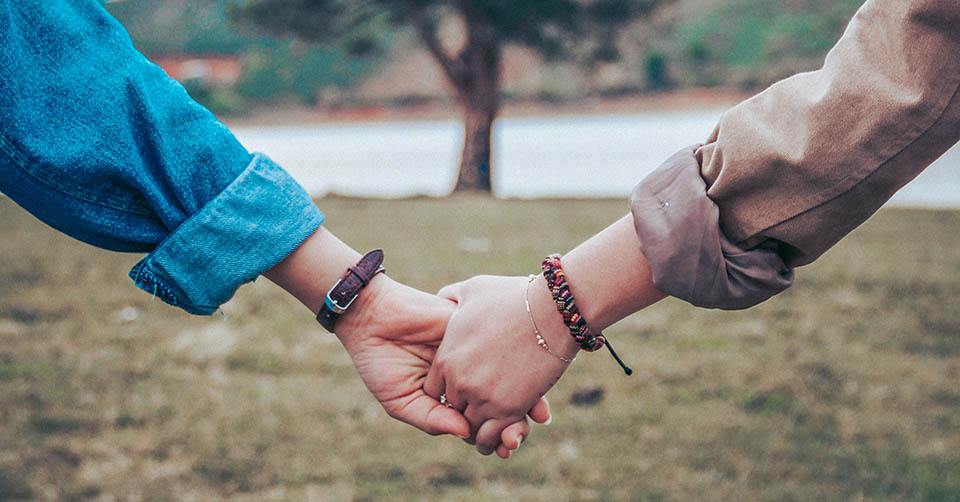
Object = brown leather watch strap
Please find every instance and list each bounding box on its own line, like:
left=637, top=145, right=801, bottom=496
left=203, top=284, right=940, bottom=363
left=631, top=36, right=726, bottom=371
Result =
left=316, top=249, right=385, bottom=333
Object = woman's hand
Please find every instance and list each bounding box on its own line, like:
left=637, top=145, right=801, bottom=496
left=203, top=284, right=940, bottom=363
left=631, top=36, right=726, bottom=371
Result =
left=426, top=274, right=578, bottom=455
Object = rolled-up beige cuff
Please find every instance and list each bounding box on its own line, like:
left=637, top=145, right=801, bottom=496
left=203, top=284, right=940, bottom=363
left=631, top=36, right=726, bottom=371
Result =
left=630, top=146, right=794, bottom=310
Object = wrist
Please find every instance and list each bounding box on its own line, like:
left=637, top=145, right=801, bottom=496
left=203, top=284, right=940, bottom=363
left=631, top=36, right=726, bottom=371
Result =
left=264, top=226, right=391, bottom=341
left=539, top=255, right=634, bottom=374
left=553, top=214, right=666, bottom=331
left=333, top=273, right=394, bottom=346
left=528, top=274, right=581, bottom=362
left=553, top=257, right=608, bottom=333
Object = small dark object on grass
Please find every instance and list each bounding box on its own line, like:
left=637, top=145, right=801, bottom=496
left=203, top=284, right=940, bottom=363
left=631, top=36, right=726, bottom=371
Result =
left=571, top=386, right=605, bottom=406
left=10, top=307, right=41, bottom=323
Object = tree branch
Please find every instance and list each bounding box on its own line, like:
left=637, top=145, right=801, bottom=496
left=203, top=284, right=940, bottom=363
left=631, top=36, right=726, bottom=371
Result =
left=410, top=10, right=466, bottom=88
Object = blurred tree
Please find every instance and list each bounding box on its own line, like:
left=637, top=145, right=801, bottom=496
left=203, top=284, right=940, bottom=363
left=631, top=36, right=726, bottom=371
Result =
left=232, top=0, right=671, bottom=192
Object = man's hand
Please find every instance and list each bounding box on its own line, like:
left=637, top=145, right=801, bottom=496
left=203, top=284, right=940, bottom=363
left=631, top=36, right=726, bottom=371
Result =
left=426, top=275, right=576, bottom=456
left=334, top=275, right=471, bottom=437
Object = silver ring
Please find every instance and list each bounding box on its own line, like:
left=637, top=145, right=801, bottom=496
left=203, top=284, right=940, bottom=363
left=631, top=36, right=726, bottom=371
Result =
left=440, top=393, right=454, bottom=408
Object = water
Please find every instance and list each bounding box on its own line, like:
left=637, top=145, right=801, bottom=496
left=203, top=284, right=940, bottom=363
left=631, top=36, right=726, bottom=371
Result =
left=231, top=108, right=959, bottom=207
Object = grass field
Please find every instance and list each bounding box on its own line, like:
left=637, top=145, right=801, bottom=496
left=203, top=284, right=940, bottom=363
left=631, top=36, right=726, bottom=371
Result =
left=2, top=195, right=959, bottom=501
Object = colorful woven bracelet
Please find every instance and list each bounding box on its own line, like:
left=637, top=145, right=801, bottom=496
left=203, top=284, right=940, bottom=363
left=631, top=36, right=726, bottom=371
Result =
left=541, top=254, right=632, bottom=375
left=541, top=254, right=605, bottom=351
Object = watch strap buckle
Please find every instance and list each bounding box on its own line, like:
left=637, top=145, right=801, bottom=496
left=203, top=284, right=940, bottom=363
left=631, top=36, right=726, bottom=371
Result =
left=316, top=250, right=385, bottom=332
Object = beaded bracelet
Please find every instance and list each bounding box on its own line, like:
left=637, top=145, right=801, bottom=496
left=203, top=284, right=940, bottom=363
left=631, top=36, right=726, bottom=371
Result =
left=541, top=254, right=632, bottom=375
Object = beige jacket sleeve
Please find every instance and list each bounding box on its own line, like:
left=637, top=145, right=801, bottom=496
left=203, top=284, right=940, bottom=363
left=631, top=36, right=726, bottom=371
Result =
left=630, top=0, right=960, bottom=309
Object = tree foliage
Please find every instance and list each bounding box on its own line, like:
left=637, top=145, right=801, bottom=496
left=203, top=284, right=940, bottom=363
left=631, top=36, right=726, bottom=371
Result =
left=232, top=0, right=663, bottom=61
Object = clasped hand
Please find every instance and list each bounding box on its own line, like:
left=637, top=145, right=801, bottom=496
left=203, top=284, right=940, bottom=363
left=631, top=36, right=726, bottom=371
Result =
left=266, top=228, right=570, bottom=458
left=337, top=274, right=571, bottom=458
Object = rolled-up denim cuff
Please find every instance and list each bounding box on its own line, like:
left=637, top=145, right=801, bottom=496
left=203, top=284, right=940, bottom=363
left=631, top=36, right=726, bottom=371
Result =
left=128, top=153, right=324, bottom=315
left=630, top=145, right=794, bottom=310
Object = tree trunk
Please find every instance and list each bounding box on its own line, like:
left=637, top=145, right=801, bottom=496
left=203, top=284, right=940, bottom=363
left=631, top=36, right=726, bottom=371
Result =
left=456, top=96, right=497, bottom=192
left=413, top=4, right=500, bottom=192
left=452, top=4, right=500, bottom=193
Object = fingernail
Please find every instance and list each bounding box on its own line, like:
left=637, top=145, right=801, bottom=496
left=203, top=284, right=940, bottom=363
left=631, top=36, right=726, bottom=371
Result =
left=515, top=435, right=524, bottom=449
left=544, top=414, right=553, bottom=426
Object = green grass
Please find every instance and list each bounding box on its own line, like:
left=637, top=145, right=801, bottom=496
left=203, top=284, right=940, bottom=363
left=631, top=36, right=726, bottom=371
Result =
left=2, top=195, right=959, bottom=501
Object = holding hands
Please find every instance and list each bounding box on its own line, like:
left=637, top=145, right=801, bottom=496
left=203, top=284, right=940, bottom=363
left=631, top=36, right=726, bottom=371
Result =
left=332, top=274, right=556, bottom=458
left=264, top=226, right=550, bottom=457
left=268, top=215, right=662, bottom=458
left=332, top=275, right=469, bottom=438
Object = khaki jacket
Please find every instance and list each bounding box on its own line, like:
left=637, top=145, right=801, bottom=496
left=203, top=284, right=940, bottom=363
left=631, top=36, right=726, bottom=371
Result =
left=630, top=0, right=960, bottom=309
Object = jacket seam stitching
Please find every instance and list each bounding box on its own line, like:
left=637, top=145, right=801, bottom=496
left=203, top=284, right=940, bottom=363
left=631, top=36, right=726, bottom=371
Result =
left=0, top=133, right=154, bottom=216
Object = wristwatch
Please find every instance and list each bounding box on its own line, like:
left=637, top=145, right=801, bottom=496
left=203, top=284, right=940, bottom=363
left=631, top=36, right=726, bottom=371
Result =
left=316, top=249, right=386, bottom=333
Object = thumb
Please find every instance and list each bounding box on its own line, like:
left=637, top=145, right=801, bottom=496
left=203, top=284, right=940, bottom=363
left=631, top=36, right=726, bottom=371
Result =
left=391, top=393, right=471, bottom=439
left=425, top=405, right=472, bottom=439
left=437, top=280, right=466, bottom=304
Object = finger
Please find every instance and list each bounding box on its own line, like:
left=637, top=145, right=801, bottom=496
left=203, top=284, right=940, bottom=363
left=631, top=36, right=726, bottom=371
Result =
left=475, top=418, right=511, bottom=456
left=496, top=444, right=512, bottom=459
left=457, top=402, right=478, bottom=445
left=499, top=419, right=531, bottom=451
left=527, top=396, right=552, bottom=424
left=423, top=366, right=444, bottom=403
left=389, top=392, right=471, bottom=439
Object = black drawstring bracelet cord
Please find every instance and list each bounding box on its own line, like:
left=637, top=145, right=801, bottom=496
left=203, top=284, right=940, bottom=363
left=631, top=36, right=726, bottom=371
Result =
left=603, top=338, right=632, bottom=375
left=541, top=254, right=634, bottom=376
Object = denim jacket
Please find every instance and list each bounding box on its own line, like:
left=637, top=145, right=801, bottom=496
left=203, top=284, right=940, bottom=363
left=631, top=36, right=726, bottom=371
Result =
left=0, top=0, right=325, bottom=314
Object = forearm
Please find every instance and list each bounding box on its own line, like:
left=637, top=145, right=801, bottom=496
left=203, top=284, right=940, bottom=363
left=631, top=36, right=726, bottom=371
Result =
left=508, top=213, right=667, bottom=363
left=557, top=214, right=666, bottom=332
left=263, top=226, right=363, bottom=315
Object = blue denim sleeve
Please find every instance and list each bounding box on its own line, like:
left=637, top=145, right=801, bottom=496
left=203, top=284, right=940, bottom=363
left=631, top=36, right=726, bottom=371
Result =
left=0, top=0, right=324, bottom=314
